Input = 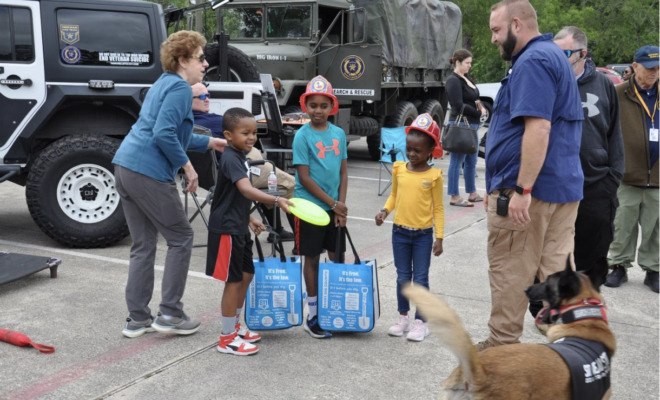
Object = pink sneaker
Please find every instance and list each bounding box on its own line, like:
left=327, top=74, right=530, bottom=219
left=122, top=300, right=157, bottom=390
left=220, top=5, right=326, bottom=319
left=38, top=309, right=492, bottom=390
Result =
left=406, top=319, right=429, bottom=342
left=388, top=315, right=411, bottom=337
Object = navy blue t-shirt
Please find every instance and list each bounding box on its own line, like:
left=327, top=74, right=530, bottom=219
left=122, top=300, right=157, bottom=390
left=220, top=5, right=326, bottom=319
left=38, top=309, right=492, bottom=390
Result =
left=193, top=110, right=224, bottom=161
left=485, top=33, right=585, bottom=203
left=633, top=80, right=659, bottom=169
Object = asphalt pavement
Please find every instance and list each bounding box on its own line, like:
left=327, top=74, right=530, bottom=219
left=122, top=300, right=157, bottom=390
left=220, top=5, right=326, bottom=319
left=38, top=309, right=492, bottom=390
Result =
left=0, top=138, right=658, bottom=400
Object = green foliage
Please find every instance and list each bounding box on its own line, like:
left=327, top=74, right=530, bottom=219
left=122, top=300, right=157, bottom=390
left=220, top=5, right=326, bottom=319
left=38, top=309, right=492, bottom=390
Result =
left=453, top=0, right=659, bottom=83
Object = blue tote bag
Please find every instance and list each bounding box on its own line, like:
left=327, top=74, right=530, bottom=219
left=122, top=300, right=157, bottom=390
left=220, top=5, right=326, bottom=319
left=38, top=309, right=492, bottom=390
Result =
left=246, top=237, right=304, bottom=330
left=318, top=228, right=380, bottom=332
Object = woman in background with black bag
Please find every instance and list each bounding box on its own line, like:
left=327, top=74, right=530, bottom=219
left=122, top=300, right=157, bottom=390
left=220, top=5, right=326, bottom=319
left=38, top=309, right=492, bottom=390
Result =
left=445, top=49, right=485, bottom=207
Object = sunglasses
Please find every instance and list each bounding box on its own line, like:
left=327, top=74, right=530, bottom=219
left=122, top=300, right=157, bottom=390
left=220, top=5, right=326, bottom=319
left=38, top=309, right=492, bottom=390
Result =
left=190, top=54, right=206, bottom=63
left=193, top=93, right=211, bottom=100
left=562, top=49, right=583, bottom=58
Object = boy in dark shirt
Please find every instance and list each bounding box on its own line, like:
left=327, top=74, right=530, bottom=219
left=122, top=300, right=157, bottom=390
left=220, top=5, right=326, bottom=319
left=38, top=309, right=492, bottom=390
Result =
left=206, top=107, right=292, bottom=356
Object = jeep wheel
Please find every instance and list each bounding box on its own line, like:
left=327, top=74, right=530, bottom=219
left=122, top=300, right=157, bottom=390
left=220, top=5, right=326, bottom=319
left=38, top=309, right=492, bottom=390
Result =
left=418, top=99, right=445, bottom=128
left=204, top=44, right=259, bottom=82
left=26, top=134, right=129, bottom=248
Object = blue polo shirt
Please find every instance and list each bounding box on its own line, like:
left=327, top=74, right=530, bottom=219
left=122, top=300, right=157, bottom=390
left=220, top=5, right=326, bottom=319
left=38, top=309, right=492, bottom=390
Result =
left=485, top=33, right=584, bottom=203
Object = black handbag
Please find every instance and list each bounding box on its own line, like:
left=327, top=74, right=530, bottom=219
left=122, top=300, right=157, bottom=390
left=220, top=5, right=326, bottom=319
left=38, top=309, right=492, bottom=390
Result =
left=441, top=106, right=478, bottom=154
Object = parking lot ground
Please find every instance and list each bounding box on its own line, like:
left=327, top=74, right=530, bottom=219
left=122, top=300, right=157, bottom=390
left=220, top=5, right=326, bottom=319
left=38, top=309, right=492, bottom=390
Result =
left=0, top=139, right=658, bottom=400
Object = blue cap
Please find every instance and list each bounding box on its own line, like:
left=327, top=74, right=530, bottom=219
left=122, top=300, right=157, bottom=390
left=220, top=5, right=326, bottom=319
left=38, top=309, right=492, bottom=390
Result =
left=634, top=45, right=659, bottom=69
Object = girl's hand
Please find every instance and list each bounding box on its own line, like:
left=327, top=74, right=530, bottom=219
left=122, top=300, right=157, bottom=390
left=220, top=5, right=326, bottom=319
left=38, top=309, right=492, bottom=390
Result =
left=333, top=201, right=348, bottom=218
left=277, top=197, right=294, bottom=213
left=375, top=212, right=387, bottom=226
left=433, top=238, right=444, bottom=257
left=335, top=214, right=347, bottom=227
left=249, top=219, right=266, bottom=236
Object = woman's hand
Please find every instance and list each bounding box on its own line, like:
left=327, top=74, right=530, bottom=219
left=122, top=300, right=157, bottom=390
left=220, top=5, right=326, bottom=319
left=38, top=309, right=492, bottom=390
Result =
left=182, top=161, right=198, bottom=193
left=433, top=238, right=444, bottom=256
left=209, top=137, right=227, bottom=153
left=276, top=197, right=294, bottom=214
left=249, top=218, right=266, bottom=236
left=333, top=201, right=348, bottom=218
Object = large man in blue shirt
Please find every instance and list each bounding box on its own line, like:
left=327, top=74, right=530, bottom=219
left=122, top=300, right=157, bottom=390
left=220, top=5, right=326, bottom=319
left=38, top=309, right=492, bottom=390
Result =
left=477, top=0, right=584, bottom=351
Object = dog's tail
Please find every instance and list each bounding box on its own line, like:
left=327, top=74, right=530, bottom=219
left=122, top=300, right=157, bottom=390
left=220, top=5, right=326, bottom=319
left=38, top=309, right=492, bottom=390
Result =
left=403, top=285, right=486, bottom=385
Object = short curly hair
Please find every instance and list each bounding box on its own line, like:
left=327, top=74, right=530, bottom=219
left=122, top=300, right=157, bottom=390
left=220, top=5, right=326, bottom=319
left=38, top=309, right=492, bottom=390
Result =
left=160, top=31, right=207, bottom=74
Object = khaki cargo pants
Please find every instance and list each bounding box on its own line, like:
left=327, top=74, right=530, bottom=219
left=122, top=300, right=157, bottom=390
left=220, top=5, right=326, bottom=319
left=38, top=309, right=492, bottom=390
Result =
left=486, top=190, right=579, bottom=345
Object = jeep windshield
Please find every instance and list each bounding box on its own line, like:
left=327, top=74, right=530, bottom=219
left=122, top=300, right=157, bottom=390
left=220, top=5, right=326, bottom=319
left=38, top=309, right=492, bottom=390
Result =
left=223, top=6, right=263, bottom=39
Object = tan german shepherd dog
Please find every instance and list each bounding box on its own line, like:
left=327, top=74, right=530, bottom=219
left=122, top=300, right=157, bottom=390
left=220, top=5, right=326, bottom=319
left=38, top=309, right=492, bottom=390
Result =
left=403, top=258, right=615, bottom=400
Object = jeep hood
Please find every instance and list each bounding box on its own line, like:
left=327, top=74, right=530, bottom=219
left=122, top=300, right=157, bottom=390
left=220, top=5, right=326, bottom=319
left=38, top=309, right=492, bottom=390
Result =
left=230, top=43, right=312, bottom=63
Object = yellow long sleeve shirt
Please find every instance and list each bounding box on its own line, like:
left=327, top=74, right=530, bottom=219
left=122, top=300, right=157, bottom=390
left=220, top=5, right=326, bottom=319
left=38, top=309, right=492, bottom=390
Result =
left=383, top=162, right=445, bottom=239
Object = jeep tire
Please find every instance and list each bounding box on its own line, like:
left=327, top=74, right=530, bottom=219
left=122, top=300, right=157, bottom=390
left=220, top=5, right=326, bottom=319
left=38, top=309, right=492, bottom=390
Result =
left=26, top=134, right=130, bottom=248
left=204, top=44, right=259, bottom=82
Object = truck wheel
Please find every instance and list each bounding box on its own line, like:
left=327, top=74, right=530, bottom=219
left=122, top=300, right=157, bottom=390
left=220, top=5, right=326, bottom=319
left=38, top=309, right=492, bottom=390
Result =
left=204, top=44, right=259, bottom=82
left=480, top=100, right=493, bottom=124
left=385, top=101, right=418, bottom=128
left=26, top=134, right=129, bottom=248
left=418, top=99, right=445, bottom=127
left=349, top=116, right=379, bottom=137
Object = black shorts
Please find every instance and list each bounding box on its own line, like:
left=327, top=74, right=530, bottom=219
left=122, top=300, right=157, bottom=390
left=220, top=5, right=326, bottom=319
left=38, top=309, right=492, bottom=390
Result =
left=206, top=233, right=255, bottom=282
left=295, top=210, right=345, bottom=257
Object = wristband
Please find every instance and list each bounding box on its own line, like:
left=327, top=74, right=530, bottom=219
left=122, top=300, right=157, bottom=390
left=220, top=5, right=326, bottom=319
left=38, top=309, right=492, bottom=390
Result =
left=379, top=208, right=388, bottom=216
left=274, top=196, right=281, bottom=206
left=331, top=202, right=338, bottom=210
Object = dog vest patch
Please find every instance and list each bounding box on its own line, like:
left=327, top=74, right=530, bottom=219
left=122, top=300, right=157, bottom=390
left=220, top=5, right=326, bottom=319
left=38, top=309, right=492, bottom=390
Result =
left=545, top=337, right=611, bottom=400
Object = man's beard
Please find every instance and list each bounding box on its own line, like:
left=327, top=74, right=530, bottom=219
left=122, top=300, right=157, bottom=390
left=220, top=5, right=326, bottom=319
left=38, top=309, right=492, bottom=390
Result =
left=499, top=25, right=517, bottom=61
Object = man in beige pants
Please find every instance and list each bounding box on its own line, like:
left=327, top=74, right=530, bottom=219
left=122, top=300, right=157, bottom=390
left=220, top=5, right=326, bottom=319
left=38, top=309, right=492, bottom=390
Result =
left=478, top=0, right=584, bottom=350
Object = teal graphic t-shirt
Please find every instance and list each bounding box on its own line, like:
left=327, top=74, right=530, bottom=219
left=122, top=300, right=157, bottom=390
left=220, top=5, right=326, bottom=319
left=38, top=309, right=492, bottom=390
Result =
left=292, top=122, right=347, bottom=210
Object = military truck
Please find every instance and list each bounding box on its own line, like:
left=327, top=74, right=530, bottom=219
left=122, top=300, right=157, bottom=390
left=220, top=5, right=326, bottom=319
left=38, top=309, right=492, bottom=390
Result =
left=203, top=0, right=462, bottom=160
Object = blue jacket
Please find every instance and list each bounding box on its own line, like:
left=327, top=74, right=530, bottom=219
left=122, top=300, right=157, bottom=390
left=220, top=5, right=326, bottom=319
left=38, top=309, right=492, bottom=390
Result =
left=113, top=73, right=209, bottom=182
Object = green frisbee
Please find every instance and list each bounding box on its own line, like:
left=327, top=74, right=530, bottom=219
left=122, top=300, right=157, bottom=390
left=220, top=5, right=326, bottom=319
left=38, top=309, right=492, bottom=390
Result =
left=289, top=198, right=331, bottom=226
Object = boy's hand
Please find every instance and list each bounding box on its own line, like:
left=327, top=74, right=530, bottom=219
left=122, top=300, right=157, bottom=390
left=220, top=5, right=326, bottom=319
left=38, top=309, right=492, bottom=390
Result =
left=333, top=201, right=348, bottom=218
left=375, top=211, right=387, bottom=226
left=249, top=219, right=266, bottom=236
left=335, top=214, right=347, bottom=227
left=182, top=161, right=198, bottom=193
left=277, top=197, right=294, bottom=213
left=433, top=238, right=444, bottom=257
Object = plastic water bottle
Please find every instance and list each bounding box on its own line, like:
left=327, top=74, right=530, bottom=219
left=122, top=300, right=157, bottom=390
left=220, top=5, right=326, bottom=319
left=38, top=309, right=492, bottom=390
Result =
left=268, top=171, right=277, bottom=192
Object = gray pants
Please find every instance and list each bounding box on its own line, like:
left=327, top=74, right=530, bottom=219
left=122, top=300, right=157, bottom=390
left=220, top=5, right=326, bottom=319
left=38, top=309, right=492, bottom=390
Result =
left=115, top=165, right=194, bottom=321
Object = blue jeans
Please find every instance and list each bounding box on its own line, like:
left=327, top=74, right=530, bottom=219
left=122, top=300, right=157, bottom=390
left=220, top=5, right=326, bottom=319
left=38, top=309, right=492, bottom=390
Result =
left=447, top=122, right=479, bottom=197
left=392, top=225, right=433, bottom=321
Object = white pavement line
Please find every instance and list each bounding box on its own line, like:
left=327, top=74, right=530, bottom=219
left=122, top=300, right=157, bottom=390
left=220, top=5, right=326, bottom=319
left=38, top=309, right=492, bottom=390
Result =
left=0, top=240, right=213, bottom=280
left=348, top=175, right=488, bottom=192
left=347, top=216, right=393, bottom=224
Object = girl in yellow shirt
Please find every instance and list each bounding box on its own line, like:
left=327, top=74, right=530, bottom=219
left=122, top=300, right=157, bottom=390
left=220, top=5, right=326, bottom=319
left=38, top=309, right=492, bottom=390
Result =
left=374, top=114, right=445, bottom=342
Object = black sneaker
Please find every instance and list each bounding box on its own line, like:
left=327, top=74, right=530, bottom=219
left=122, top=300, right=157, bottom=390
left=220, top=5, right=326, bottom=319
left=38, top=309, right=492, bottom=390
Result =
left=268, top=230, right=295, bottom=243
left=644, top=271, right=659, bottom=293
left=605, top=265, right=628, bottom=288
left=304, top=316, right=332, bottom=339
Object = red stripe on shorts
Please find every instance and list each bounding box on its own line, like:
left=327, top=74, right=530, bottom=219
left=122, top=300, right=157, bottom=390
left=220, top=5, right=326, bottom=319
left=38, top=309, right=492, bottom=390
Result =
left=214, top=235, right=232, bottom=281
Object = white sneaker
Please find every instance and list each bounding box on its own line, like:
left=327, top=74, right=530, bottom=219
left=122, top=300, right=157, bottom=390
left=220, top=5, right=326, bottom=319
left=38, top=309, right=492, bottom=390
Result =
left=406, top=319, right=429, bottom=342
left=388, top=315, right=411, bottom=337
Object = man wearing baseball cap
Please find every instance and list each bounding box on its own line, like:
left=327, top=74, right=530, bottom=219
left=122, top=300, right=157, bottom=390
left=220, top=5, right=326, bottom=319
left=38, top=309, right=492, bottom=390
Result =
left=606, top=45, right=659, bottom=293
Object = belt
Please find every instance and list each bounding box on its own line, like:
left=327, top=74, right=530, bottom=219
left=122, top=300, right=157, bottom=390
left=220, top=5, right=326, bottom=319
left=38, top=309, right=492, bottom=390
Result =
left=394, top=224, right=432, bottom=231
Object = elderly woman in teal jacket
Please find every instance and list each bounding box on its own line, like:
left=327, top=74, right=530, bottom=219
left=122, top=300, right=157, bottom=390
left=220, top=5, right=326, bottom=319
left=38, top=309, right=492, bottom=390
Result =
left=113, top=31, right=226, bottom=339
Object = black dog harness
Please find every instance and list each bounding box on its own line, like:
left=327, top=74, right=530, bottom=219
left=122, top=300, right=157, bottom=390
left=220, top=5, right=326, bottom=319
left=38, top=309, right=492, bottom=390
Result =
left=545, top=337, right=611, bottom=400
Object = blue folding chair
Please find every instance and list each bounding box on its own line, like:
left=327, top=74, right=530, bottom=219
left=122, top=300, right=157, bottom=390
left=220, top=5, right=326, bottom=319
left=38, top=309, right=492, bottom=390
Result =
left=378, top=127, right=409, bottom=196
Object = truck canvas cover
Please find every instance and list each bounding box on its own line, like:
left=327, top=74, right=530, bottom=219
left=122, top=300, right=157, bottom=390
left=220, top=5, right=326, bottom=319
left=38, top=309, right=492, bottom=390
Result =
left=354, top=0, right=462, bottom=70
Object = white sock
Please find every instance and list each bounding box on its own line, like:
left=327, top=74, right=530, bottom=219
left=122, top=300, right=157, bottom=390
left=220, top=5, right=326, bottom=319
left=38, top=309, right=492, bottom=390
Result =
left=307, top=296, right=318, bottom=319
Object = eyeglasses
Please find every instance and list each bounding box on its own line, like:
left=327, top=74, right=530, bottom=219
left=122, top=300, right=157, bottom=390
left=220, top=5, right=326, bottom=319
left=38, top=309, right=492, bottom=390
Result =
left=191, top=54, right=206, bottom=63
left=193, top=93, right=211, bottom=100
left=562, top=49, right=583, bottom=58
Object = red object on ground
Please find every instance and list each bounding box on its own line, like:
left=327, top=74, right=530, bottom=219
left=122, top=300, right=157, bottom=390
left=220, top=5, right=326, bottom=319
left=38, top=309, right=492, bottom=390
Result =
left=0, top=329, right=55, bottom=354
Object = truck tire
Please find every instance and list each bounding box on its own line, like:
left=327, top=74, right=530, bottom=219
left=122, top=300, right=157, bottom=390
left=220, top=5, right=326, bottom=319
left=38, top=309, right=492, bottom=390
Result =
left=385, top=101, right=419, bottom=128
left=480, top=100, right=493, bottom=124
left=204, top=44, right=259, bottom=82
left=349, top=116, right=379, bottom=137
left=26, top=134, right=130, bottom=248
left=418, top=99, right=445, bottom=127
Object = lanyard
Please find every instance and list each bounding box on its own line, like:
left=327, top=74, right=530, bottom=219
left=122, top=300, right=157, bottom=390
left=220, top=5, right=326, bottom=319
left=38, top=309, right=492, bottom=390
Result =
left=632, top=81, right=659, bottom=127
